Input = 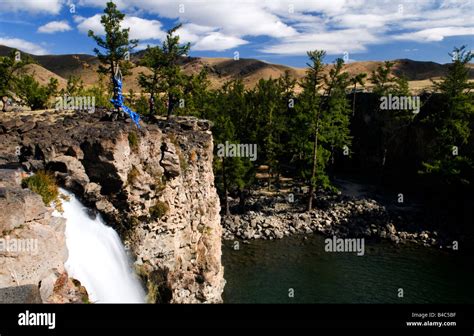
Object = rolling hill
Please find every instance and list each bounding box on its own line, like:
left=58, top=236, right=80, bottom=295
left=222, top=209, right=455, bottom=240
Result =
left=1, top=45, right=473, bottom=94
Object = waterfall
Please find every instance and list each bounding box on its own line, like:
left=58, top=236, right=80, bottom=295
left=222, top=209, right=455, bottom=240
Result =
left=54, top=188, right=146, bottom=303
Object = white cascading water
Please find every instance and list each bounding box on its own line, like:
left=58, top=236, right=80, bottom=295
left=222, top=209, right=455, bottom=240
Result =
left=54, top=188, right=145, bottom=303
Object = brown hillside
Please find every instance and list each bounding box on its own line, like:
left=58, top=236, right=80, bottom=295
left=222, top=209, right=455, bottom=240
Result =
left=1, top=44, right=473, bottom=93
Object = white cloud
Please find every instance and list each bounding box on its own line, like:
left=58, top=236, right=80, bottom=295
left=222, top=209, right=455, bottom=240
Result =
left=7, top=0, right=471, bottom=56
left=177, top=24, right=216, bottom=44
left=260, top=29, right=380, bottom=55
left=77, top=14, right=166, bottom=40
left=38, top=20, right=72, bottom=34
left=395, top=27, right=474, bottom=42
left=1, top=0, right=64, bottom=14
left=0, top=37, right=49, bottom=55
left=78, top=0, right=297, bottom=38
left=259, top=0, right=473, bottom=55
left=193, top=33, right=248, bottom=51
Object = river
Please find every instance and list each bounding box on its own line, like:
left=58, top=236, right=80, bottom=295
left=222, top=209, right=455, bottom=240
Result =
left=222, top=234, right=474, bottom=303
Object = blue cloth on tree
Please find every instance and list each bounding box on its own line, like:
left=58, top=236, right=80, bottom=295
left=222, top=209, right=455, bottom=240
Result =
left=110, top=77, right=141, bottom=128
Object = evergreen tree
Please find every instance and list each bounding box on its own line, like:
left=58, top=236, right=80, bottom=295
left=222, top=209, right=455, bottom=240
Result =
left=301, top=50, right=326, bottom=211
left=182, top=69, right=212, bottom=118
left=61, top=76, right=84, bottom=96
left=370, top=61, right=412, bottom=169
left=212, top=80, right=254, bottom=214
left=0, top=49, right=31, bottom=110
left=88, top=1, right=138, bottom=100
left=422, top=46, right=474, bottom=185
left=321, top=58, right=352, bottom=176
left=253, top=78, right=286, bottom=189
left=15, top=75, right=58, bottom=110
left=138, top=24, right=190, bottom=118
left=350, top=73, right=367, bottom=116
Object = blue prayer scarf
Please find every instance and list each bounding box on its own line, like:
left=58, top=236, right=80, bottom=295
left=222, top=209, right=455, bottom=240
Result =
left=110, top=77, right=141, bottom=128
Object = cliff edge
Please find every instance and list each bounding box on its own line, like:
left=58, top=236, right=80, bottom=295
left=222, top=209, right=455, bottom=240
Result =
left=0, top=110, right=225, bottom=303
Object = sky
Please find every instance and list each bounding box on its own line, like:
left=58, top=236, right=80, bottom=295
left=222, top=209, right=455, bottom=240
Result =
left=0, top=0, right=473, bottom=67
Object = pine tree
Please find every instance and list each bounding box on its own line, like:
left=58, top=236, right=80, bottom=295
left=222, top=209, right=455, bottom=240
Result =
left=88, top=1, right=138, bottom=101
left=0, top=50, right=32, bottom=110
left=61, top=76, right=84, bottom=96
left=422, top=46, right=474, bottom=185
left=350, top=73, right=367, bottom=116
left=212, top=80, right=255, bottom=215
left=15, top=75, right=58, bottom=110
left=253, top=78, right=286, bottom=189
left=138, top=24, right=190, bottom=118
left=321, top=58, right=352, bottom=177
left=301, top=50, right=326, bottom=211
left=182, top=68, right=212, bottom=118
left=370, top=61, right=412, bottom=169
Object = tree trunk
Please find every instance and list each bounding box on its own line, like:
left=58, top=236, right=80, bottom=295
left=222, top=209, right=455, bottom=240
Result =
left=167, top=94, right=173, bottom=120
left=267, top=168, right=272, bottom=191
left=149, top=94, right=155, bottom=115
left=352, top=83, right=357, bottom=116
left=222, top=157, right=230, bottom=216
left=239, top=189, right=246, bottom=212
left=111, top=61, right=118, bottom=102
left=307, top=123, right=319, bottom=211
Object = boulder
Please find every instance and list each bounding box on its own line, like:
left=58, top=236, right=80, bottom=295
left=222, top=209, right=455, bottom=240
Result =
left=0, top=188, right=47, bottom=234
left=0, top=284, right=42, bottom=303
left=160, top=142, right=181, bottom=178
left=47, top=155, right=89, bottom=193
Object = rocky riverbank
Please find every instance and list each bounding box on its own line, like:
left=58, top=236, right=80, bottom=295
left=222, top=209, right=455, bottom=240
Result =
left=222, top=189, right=449, bottom=247
left=0, top=109, right=225, bottom=303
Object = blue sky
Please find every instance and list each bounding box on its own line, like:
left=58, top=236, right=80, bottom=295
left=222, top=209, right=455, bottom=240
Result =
left=0, top=0, right=473, bottom=67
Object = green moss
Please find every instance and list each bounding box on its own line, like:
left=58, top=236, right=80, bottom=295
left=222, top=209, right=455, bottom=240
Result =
left=135, top=264, right=160, bottom=304
left=149, top=200, right=169, bottom=220
left=22, top=170, right=64, bottom=212
left=128, top=131, right=139, bottom=152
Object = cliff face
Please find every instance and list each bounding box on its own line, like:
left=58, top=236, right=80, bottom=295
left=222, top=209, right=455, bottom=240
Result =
left=0, top=169, right=69, bottom=302
left=0, top=110, right=225, bottom=303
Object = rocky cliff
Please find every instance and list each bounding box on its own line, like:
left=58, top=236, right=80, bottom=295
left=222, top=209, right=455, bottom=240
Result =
left=0, top=110, right=225, bottom=303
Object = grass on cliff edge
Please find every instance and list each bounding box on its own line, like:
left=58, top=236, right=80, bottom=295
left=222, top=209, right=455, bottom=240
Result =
left=22, top=170, right=67, bottom=212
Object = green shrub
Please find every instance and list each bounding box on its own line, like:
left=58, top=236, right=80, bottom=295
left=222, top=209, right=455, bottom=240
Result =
left=22, top=170, right=64, bottom=212
left=78, top=74, right=113, bottom=109
left=133, top=93, right=151, bottom=116
left=128, top=131, right=139, bottom=152
left=149, top=201, right=169, bottom=220
left=15, top=75, right=57, bottom=110
left=127, top=165, right=140, bottom=185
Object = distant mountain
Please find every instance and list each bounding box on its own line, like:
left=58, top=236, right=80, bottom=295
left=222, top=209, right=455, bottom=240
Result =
left=1, top=45, right=473, bottom=93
